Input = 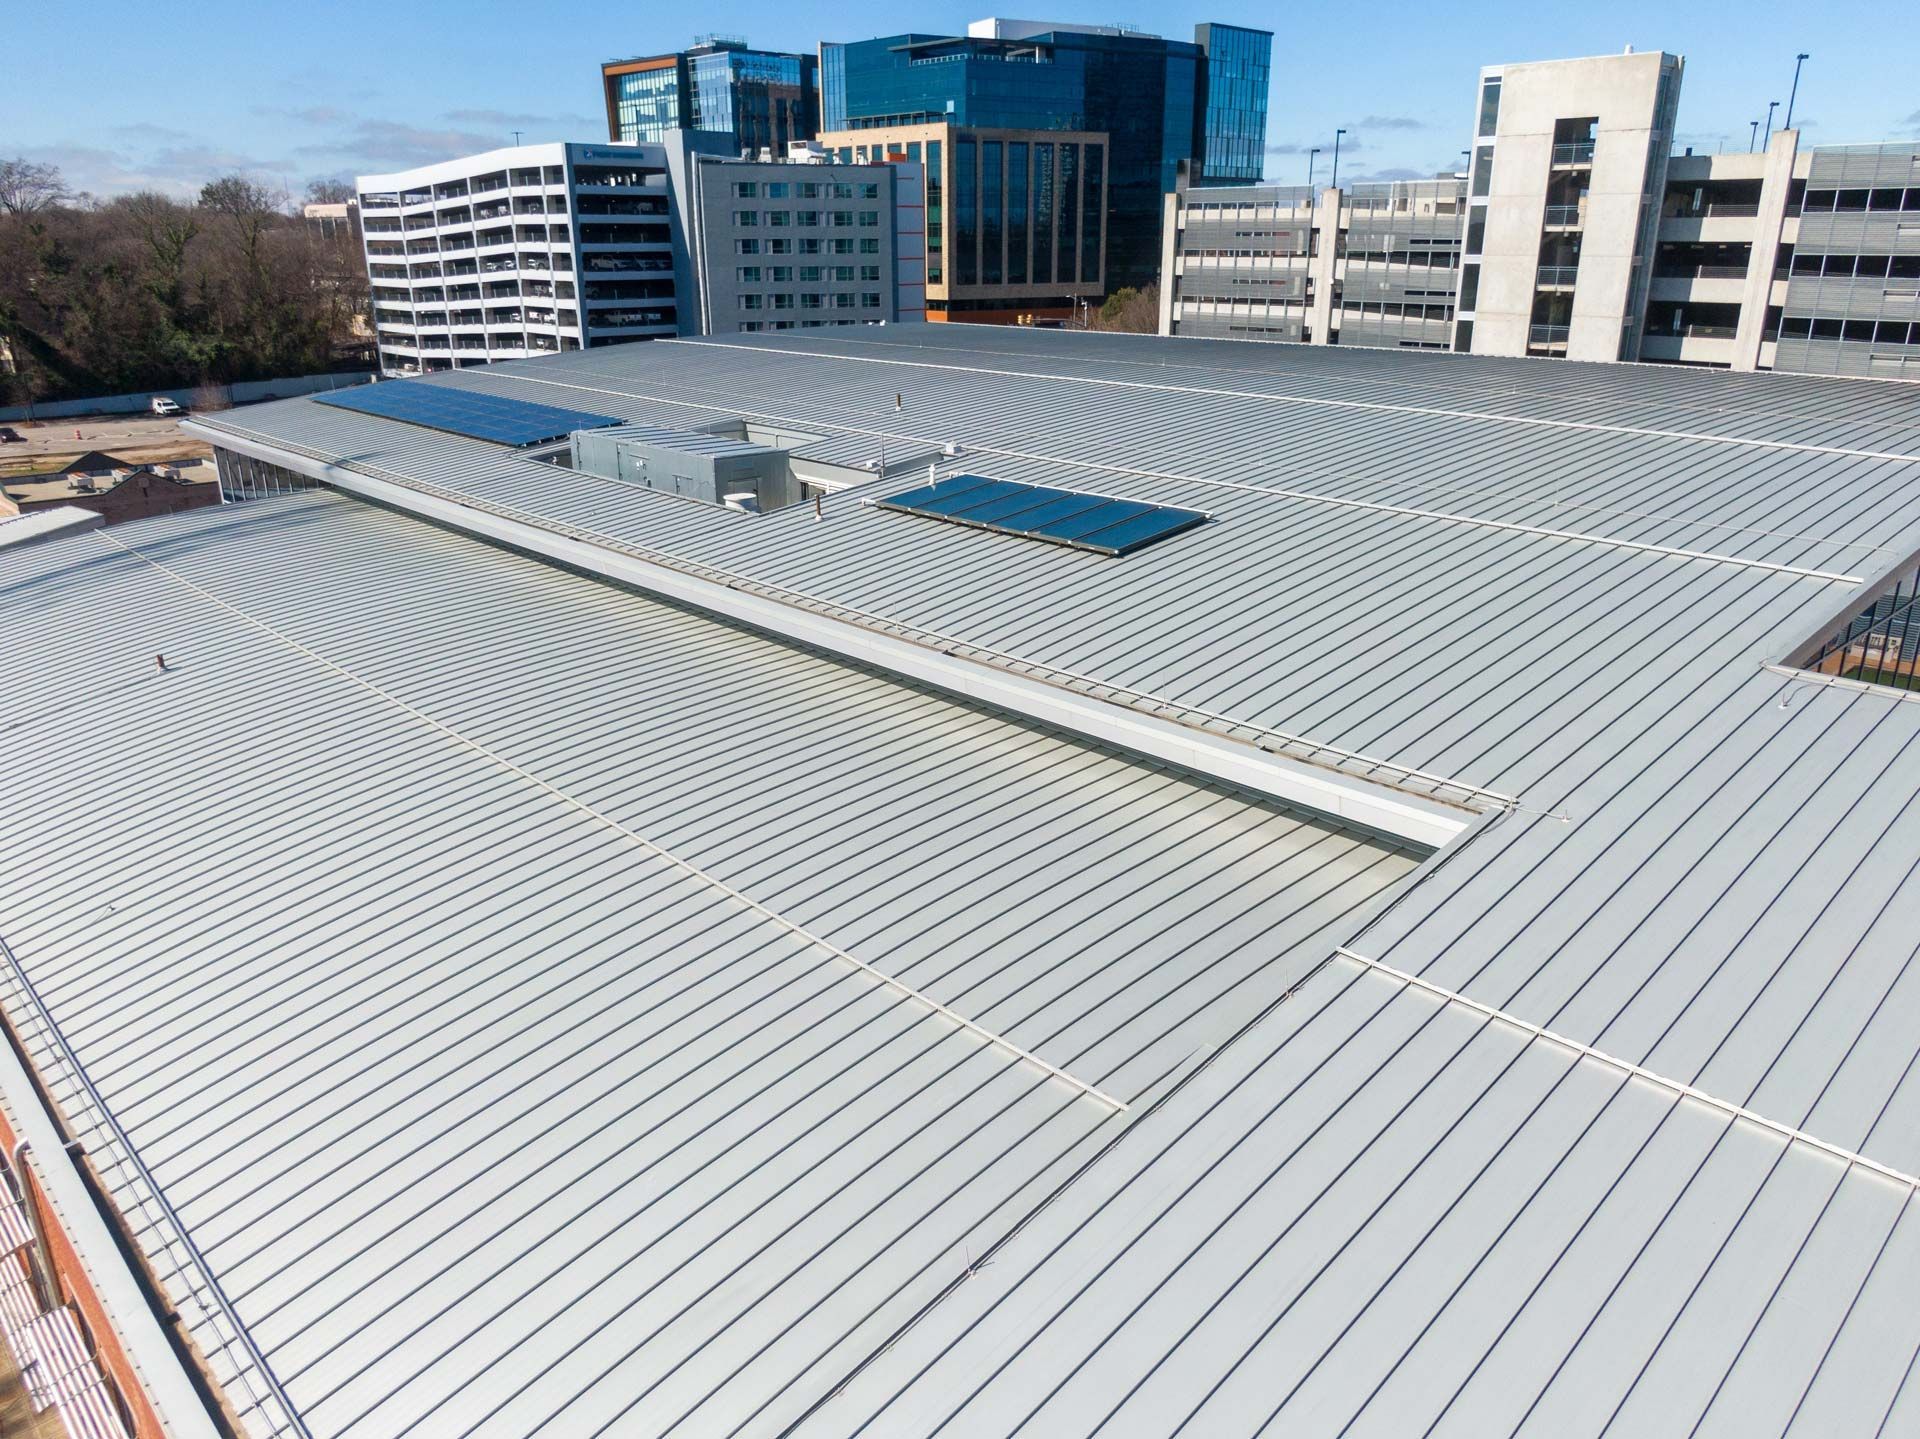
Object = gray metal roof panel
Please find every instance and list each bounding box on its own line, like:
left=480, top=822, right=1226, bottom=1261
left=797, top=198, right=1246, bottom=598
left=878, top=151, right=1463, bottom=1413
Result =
left=53, top=329, right=1920, bottom=1435
left=822, top=957, right=1920, bottom=1439
left=0, top=491, right=1415, bottom=1437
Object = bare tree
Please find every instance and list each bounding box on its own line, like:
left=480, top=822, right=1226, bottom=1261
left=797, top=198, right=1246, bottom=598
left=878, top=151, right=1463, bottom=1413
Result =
left=304, top=177, right=355, bottom=206
left=0, top=158, right=70, bottom=216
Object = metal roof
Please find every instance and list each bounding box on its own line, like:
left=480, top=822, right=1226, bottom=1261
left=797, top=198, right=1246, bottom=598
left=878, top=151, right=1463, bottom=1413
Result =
left=8, top=325, right=1919, bottom=1436
left=0, top=489, right=1413, bottom=1437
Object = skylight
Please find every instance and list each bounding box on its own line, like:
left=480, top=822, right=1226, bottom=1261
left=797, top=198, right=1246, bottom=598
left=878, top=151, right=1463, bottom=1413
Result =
left=876, top=474, right=1208, bottom=556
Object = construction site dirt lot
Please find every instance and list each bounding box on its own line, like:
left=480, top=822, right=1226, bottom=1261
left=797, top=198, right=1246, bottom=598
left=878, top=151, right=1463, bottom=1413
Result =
left=0, top=414, right=214, bottom=475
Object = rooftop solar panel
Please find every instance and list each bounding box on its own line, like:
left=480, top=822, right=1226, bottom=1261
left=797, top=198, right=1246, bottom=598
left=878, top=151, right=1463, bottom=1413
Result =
left=877, top=476, right=1208, bottom=557
left=314, top=380, right=624, bottom=447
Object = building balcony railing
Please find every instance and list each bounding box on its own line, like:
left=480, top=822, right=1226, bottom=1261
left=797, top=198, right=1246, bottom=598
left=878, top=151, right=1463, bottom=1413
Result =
left=1543, top=204, right=1585, bottom=228
left=1657, top=263, right=1750, bottom=280
left=1663, top=202, right=1761, bottom=220
left=1529, top=323, right=1571, bottom=344
left=1674, top=322, right=1737, bottom=338
left=1551, top=141, right=1596, bottom=165
left=1536, top=265, right=1581, bottom=287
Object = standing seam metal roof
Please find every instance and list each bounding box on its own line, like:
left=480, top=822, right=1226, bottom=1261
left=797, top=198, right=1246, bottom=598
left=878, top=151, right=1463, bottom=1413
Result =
left=19, top=324, right=1920, bottom=1437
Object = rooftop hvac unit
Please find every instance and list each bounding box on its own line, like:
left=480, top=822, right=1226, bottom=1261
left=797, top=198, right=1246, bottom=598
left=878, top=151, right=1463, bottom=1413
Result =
left=941, top=441, right=963, bottom=458
left=723, top=491, right=761, bottom=514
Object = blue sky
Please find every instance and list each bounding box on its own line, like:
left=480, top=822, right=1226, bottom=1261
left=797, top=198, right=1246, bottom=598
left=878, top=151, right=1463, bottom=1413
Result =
left=3, top=0, right=1914, bottom=198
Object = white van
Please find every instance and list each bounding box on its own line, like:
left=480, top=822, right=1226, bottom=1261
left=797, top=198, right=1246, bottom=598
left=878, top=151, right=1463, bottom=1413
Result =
left=149, top=396, right=183, bottom=417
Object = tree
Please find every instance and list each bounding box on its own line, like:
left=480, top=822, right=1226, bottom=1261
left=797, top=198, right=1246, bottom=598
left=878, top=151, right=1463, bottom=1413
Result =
left=0, top=163, right=364, bottom=403
left=1092, top=285, right=1160, bottom=334
left=305, top=177, right=355, bottom=205
left=0, top=158, right=70, bottom=216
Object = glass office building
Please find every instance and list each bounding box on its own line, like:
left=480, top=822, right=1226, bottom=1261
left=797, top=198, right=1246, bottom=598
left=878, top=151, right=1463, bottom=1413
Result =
left=824, top=22, right=1269, bottom=292
left=603, top=40, right=818, bottom=158
left=1194, top=24, right=1271, bottom=184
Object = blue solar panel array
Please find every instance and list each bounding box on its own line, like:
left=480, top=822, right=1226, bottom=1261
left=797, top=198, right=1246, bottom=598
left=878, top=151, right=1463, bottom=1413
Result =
left=314, top=380, right=624, bottom=447
left=876, top=475, right=1209, bottom=556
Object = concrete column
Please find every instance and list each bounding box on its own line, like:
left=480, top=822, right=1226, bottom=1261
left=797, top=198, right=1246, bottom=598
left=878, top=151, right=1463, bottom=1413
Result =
left=1157, top=189, right=1181, bottom=335
left=1731, top=128, right=1799, bottom=372
left=1308, top=187, right=1342, bottom=344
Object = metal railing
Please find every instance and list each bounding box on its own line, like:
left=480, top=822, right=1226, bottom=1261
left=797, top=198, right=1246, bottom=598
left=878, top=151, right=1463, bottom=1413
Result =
left=1529, top=323, right=1571, bottom=343
left=1552, top=141, right=1595, bottom=164
left=1536, top=265, right=1580, bottom=287
left=0, top=934, right=309, bottom=1438
left=1801, top=557, right=1920, bottom=692
left=1543, top=204, right=1584, bottom=226
left=1664, top=201, right=1761, bottom=219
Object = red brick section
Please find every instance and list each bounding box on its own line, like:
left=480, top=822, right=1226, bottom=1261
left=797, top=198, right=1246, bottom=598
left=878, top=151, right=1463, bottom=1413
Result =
left=0, top=1102, right=165, bottom=1437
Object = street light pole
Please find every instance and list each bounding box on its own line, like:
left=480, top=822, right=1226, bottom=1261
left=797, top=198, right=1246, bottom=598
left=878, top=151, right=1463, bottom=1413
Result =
left=1331, top=129, right=1347, bottom=190
left=1763, top=100, right=1780, bottom=149
left=1307, top=147, right=1320, bottom=189
left=1748, top=120, right=1759, bottom=153
left=1785, top=53, right=1809, bottom=129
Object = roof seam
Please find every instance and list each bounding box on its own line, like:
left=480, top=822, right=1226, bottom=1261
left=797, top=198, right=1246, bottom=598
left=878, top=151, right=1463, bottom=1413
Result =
left=193, top=419, right=1515, bottom=817
left=1330, top=945, right=1919, bottom=1191
left=661, top=337, right=1920, bottom=462
left=453, top=367, right=1865, bottom=584
left=89, top=528, right=1130, bottom=1114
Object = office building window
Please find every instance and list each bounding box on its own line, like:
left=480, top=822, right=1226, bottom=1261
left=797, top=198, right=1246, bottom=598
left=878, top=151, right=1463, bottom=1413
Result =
left=1033, top=143, right=1055, bottom=285
left=858, top=210, right=879, bottom=226
left=1478, top=79, right=1501, bottom=137
left=734, top=210, right=759, bottom=225
left=861, top=182, right=880, bottom=199
left=733, top=182, right=759, bottom=198
left=955, top=135, right=977, bottom=286
left=800, top=265, right=823, bottom=281
left=860, top=237, right=878, bottom=253
left=830, top=237, right=852, bottom=254
left=1058, top=143, right=1079, bottom=285
left=766, top=181, right=790, bottom=198
left=861, top=264, right=881, bottom=281
left=1008, top=142, right=1029, bottom=285
left=768, top=211, right=791, bottom=227
left=736, top=238, right=761, bottom=254
left=770, top=265, right=793, bottom=282
left=769, top=238, right=792, bottom=254
left=799, top=237, right=822, bottom=254
left=862, top=292, right=882, bottom=307
left=983, top=141, right=1004, bottom=286
left=737, top=266, right=762, bottom=283
left=1083, top=143, right=1103, bottom=281
left=1471, top=146, right=1494, bottom=199
left=741, top=294, right=763, bottom=309
left=928, top=138, right=944, bottom=285
left=796, top=210, right=820, bottom=226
